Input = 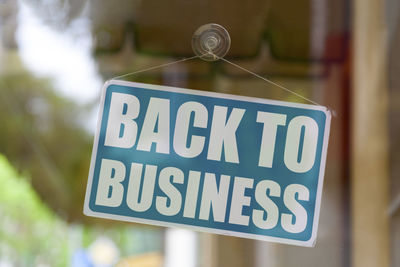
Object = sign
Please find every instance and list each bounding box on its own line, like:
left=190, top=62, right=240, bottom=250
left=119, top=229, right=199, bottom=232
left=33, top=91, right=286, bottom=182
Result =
left=84, top=80, right=331, bottom=247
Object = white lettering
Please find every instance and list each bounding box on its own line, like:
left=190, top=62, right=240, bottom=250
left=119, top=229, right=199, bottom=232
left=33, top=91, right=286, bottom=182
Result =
left=284, top=116, right=319, bottom=173
left=137, top=97, right=170, bottom=153
left=229, top=177, right=254, bottom=226
left=281, top=184, right=309, bottom=233
left=183, top=171, right=201, bottom=218
left=252, top=180, right=280, bottom=229
left=199, top=173, right=231, bottom=222
left=207, top=106, right=245, bottom=163
left=173, top=102, right=207, bottom=158
left=156, top=167, right=184, bottom=216
left=95, top=159, right=125, bottom=207
left=104, top=93, right=140, bottom=148
left=257, top=112, right=287, bottom=168
left=126, top=163, right=157, bottom=212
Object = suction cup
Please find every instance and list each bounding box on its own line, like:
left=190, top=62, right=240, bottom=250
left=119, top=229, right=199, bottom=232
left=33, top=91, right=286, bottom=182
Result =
left=192, top=23, right=231, bottom=61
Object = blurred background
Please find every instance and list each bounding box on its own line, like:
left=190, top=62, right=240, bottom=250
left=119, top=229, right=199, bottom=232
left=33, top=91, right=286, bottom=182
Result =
left=0, top=0, right=398, bottom=266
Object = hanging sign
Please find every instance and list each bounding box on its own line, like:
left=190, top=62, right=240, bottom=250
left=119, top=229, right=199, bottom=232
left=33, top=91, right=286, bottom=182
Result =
left=84, top=80, right=331, bottom=247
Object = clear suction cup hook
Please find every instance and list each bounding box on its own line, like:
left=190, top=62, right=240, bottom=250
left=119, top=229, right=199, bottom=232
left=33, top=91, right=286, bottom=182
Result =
left=192, top=23, right=231, bottom=61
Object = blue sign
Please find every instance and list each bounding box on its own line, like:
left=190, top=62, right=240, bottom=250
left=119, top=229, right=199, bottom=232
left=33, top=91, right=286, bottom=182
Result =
left=84, top=80, right=331, bottom=247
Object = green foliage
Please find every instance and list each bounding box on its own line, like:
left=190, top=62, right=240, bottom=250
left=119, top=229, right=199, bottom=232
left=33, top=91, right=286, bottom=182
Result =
left=0, top=60, right=93, bottom=222
left=0, top=154, right=69, bottom=266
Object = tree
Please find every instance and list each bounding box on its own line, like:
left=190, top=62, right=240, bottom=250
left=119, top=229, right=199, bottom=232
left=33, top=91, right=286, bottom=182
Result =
left=0, top=56, right=93, bottom=222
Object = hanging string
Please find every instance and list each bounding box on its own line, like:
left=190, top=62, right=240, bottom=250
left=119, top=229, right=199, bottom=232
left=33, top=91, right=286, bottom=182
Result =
left=219, top=58, right=322, bottom=106
left=111, top=52, right=330, bottom=110
left=111, top=55, right=200, bottom=81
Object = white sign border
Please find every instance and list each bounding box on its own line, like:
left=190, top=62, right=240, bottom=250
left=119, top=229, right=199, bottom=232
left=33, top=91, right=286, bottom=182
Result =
left=83, top=79, right=331, bottom=247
